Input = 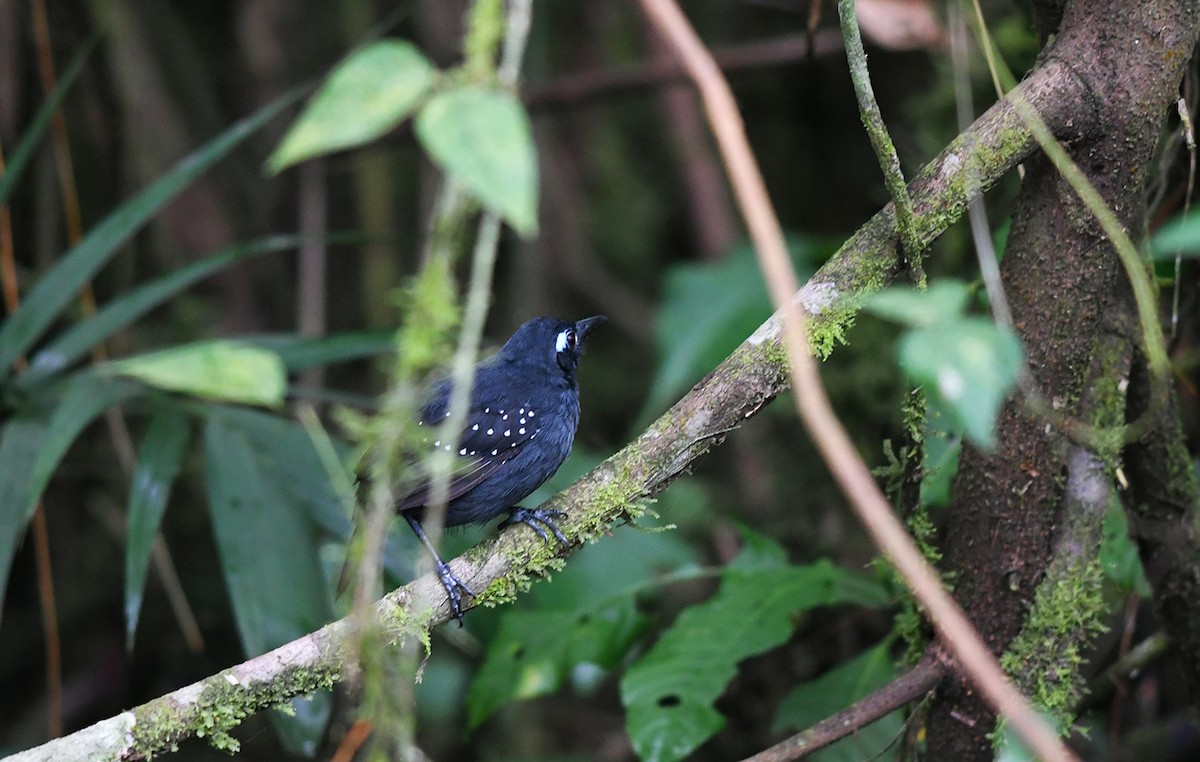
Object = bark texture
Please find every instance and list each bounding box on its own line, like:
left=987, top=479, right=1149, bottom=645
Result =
left=926, top=1, right=1200, bottom=758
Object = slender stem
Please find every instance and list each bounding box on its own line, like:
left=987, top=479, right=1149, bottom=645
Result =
left=949, top=4, right=1013, bottom=328
left=837, top=0, right=922, bottom=280
left=741, top=653, right=945, bottom=762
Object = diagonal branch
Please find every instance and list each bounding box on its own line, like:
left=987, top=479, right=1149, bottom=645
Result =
left=5, top=36, right=1089, bottom=762
left=741, top=652, right=946, bottom=762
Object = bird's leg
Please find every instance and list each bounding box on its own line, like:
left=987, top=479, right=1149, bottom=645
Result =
left=405, top=513, right=475, bottom=627
left=501, top=506, right=570, bottom=547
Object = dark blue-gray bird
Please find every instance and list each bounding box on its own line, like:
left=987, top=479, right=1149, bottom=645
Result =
left=401, top=315, right=605, bottom=624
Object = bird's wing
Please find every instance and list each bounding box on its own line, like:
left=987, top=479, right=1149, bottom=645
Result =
left=397, top=398, right=542, bottom=511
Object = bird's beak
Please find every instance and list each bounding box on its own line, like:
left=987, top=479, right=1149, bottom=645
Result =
left=574, top=315, right=606, bottom=341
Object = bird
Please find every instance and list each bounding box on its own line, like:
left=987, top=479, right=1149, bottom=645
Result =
left=399, top=315, right=605, bottom=625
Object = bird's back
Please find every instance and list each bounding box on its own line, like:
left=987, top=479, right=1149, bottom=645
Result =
left=400, top=347, right=581, bottom=526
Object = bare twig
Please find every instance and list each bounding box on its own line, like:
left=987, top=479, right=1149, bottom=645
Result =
left=524, top=30, right=845, bottom=111
left=634, top=0, right=1073, bottom=759
left=948, top=4, right=1013, bottom=328
left=837, top=0, right=921, bottom=279
left=741, top=653, right=946, bottom=762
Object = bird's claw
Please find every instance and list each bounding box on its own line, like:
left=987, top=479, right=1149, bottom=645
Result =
left=502, top=507, right=570, bottom=548
left=434, top=558, right=476, bottom=627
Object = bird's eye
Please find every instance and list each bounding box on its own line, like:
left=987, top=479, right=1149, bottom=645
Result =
left=556, top=328, right=577, bottom=353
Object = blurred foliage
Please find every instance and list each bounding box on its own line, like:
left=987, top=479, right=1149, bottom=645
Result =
left=0, top=1, right=1192, bottom=761
left=866, top=280, right=1023, bottom=449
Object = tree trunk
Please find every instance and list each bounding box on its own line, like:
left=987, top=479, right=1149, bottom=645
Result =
left=926, top=1, right=1200, bottom=758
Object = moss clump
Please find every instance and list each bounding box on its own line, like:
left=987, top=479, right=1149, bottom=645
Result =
left=129, top=655, right=342, bottom=757
left=482, top=455, right=652, bottom=609
left=999, top=559, right=1107, bottom=734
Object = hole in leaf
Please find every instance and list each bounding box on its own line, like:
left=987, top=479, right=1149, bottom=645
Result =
left=657, top=694, right=681, bottom=708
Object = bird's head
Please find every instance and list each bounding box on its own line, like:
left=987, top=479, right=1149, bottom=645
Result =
left=501, top=315, right=606, bottom=379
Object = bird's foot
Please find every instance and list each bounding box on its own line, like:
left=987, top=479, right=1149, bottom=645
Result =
left=501, top=507, right=570, bottom=547
left=433, top=558, right=476, bottom=627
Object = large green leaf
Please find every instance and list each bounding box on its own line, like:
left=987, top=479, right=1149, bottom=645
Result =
left=21, top=236, right=302, bottom=387
left=640, top=240, right=820, bottom=425
left=105, top=341, right=287, bottom=407
left=620, top=535, right=891, bottom=762
left=0, top=37, right=96, bottom=207
left=27, top=375, right=144, bottom=520
left=125, top=406, right=191, bottom=649
left=203, top=416, right=333, bottom=754
left=773, top=640, right=902, bottom=762
left=199, top=405, right=350, bottom=538
left=467, top=525, right=697, bottom=728
left=196, top=404, right=424, bottom=589
left=0, top=374, right=142, bottom=617
left=415, top=85, right=538, bottom=236
left=0, top=88, right=301, bottom=379
left=268, top=40, right=436, bottom=172
left=469, top=603, right=647, bottom=729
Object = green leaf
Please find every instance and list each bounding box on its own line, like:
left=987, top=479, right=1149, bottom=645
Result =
left=243, top=330, right=396, bottom=372
left=105, top=341, right=287, bottom=407
left=469, top=603, right=647, bottom=729
left=864, top=281, right=971, bottom=328
left=467, top=525, right=697, bottom=727
left=203, top=416, right=333, bottom=752
left=195, top=404, right=418, bottom=589
left=125, top=407, right=191, bottom=649
left=1100, top=496, right=1151, bottom=596
left=1149, top=207, right=1200, bottom=260
left=621, top=539, right=890, bottom=762
left=0, top=415, right=50, bottom=616
left=199, top=405, right=350, bottom=538
left=22, top=236, right=302, bottom=387
left=0, top=374, right=142, bottom=617
left=415, top=85, right=538, bottom=236
left=641, top=240, right=820, bottom=423
left=28, top=374, right=144, bottom=520
left=919, top=424, right=961, bottom=508
left=899, top=320, right=1023, bottom=449
left=0, top=88, right=302, bottom=379
left=268, top=40, right=436, bottom=172
left=773, top=641, right=902, bottom=762
left=0, top=36, right=96, bottom=207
